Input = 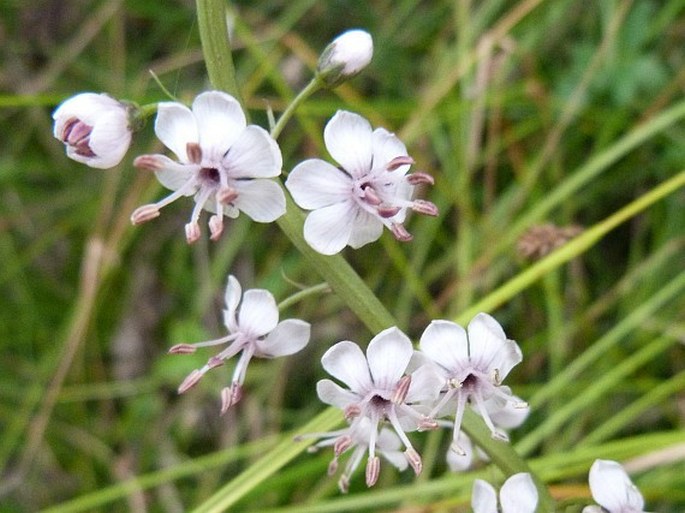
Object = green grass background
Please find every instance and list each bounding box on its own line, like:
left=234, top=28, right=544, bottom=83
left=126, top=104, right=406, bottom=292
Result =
left=0, top=0, right=684, bottom=511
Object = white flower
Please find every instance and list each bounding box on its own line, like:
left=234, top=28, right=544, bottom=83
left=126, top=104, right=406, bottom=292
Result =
left=311, top=327, right=441, bottom=488
left=169, top=275, right=310, bottom=414
left=298, top=416, right=408, bottom=493
left=285, top=111, right=437, bottom=255
left=583, top=459, right=647, bottom=513
left=472, top=473, right=538, bottom=513
left=131, top=91, right=285, bottom=243
left=418, top=313, right=526, bottom=452
left=53, top=92, right=132, bottom=169
left=317, top=29, right=373, bottom=87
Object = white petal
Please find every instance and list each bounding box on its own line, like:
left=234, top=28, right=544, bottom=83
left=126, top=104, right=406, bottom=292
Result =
left=486, top=389, right=530, bottom=429
left=53, top=93, right=121, bottom=128
left=222, top=125, right=282, bottom=178
left=323, top=111, right=373, bottom=178
left=500, top=473, right=538, bottom=513
left=366, top=327, right=413, bottom=390
left=155, top=101, right=198, bottom=162
left=406, top=362, right=444, bottom=403
left=150, top=155, right=196, bottom=192
left=86, top=111, right=131, bottom=168
left=285, top=159, right=352, bottom=209
left=238, top=289, right=279, bottom=337
left=193, top=91, right=246, bottom=161
left=223, top=275, right=242, bottom=332
left=468, top=313, right=521, bottom=378
left=472, top=479, right=498, bottom=513
left=232, top=179, right=286, bottom=222
left=321, top=340, right=372, bottom=393
left=419, top=320, right=469, bottom=373
left=588, top=460, right=645, bottom=512
left=446, top=432, right=474, bottom=471
left=347, top=209, right=384, bottom=249
left=255, top=319, right=310, bottom=357
left=371, top=128, right=409, bottom=173
left=316, top=378, right=359, bottom=408
left=302, top=201, right=357, bottom=255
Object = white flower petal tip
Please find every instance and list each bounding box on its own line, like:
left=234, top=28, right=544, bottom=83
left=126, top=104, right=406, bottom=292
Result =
left=286, top=110, right=437, bottom=254
left=587, top=459, right=646, bottom=513
left=53, top=92, right=133, bottom=169
left=472, top=473, right=538, bottom=513
left=169, top=275, right=309, bottom=414
left=317, top=29, right=373, bottom=87
left=131, top=90, right=284, bottom=241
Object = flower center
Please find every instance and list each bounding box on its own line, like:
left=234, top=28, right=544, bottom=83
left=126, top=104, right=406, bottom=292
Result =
left=199, top=167, right=221, bottom=186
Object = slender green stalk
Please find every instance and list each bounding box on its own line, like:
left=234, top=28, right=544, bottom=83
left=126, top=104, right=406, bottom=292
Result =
left=271, top=78, right=322, bottom=140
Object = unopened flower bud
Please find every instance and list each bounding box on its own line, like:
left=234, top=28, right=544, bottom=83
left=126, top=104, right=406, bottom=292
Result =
left=53, top=92, right=135, bottom=169
left=316, top=29, right=373, bottom=87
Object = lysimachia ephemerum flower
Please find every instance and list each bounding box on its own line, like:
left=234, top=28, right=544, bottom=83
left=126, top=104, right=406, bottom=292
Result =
left=316, top=29, right=373, bottom=87
left=168, top=275, right=310, bottom=414
left=285, top=110, right=438, bottom=255
left=472, top=473, right=538, bottom=513
left=53, top=92, right=133, bottom=169
left=131, top=91, right=285, bottom=243
left=583, top=459, right=647, bottom=513
left=418, top=313, right=527, bottom=454
left=309, top=327, right=442, bottom=490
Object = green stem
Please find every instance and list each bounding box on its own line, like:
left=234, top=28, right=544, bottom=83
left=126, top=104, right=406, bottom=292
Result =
left=271, top=78, right=322, bottom=139
left=196, top=0, right=242, bottom=102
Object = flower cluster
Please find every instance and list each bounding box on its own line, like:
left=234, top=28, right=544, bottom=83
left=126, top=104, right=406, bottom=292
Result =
left=305, top=313, right=527, bottom=490
left=169, top=275, right=310, bottom=414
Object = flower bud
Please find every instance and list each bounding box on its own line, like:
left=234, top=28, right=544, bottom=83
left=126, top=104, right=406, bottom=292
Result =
left=316, top=29, right=373, bottom=87
left=53, top=92, right=133, bottom=169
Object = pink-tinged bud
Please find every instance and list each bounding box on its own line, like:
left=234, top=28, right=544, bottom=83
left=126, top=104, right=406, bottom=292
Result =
left=209, top=215, right=224, bottom=241
left=168, top=344, right=197, bottom=355
left=333, top=435, right=353, bottom=456
left=406, top=172, right=435, bottom=185
left=386, top=155, right=414, bottom=171
left=186, top=142, right=202, bottom=164
left=53, top=93, right=133, bottom=169
left=185, top=222, right=201, bottom=244
left=392, top=375, right=412, bottom=404
left=317, top=29, right=373, bottom=88
left=377, top=205, right=402, bottom=218
left=391, top=223, right=413, bottom=242
left=177, top=369, right=203, bottom=394
left=412, top=199, right=439, bottom=217
left=134, top=154, right=165, bottom=171
left=217, top=186, right=238, bottom=204
left=130, top=204, right=160, bottom=224
left=404, top=448, right=422, bottom=475
left=365, top=456, right=380, bottom=487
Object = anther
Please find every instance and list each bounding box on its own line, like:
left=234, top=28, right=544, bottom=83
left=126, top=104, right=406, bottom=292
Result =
left=217, top=186, right=238, bottom=204
left=386, top=155, right=414, bottom=171
left=391, top=223, right=413, bottom=242
left=130, top=204, right=160, bottom=224
left=168, top=344, right=197, bottom=354
left=411, top=199, right=439, bottom=216
left=365, top=456, right=380, bottom=487
left=404, top=448, right=422, bottom=475
left=209, top=215, right=224, bottom=241
left=186, top=142, right=202, bottom=164
left=133, top=155, right=164, bottom=171
left=406, top=172, right=435, bottom=185
left=392, top=375, right=412, bottom=404
left=185, top=222, right=201, bottom=244
left=177, top=369, right=203, bottom=394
